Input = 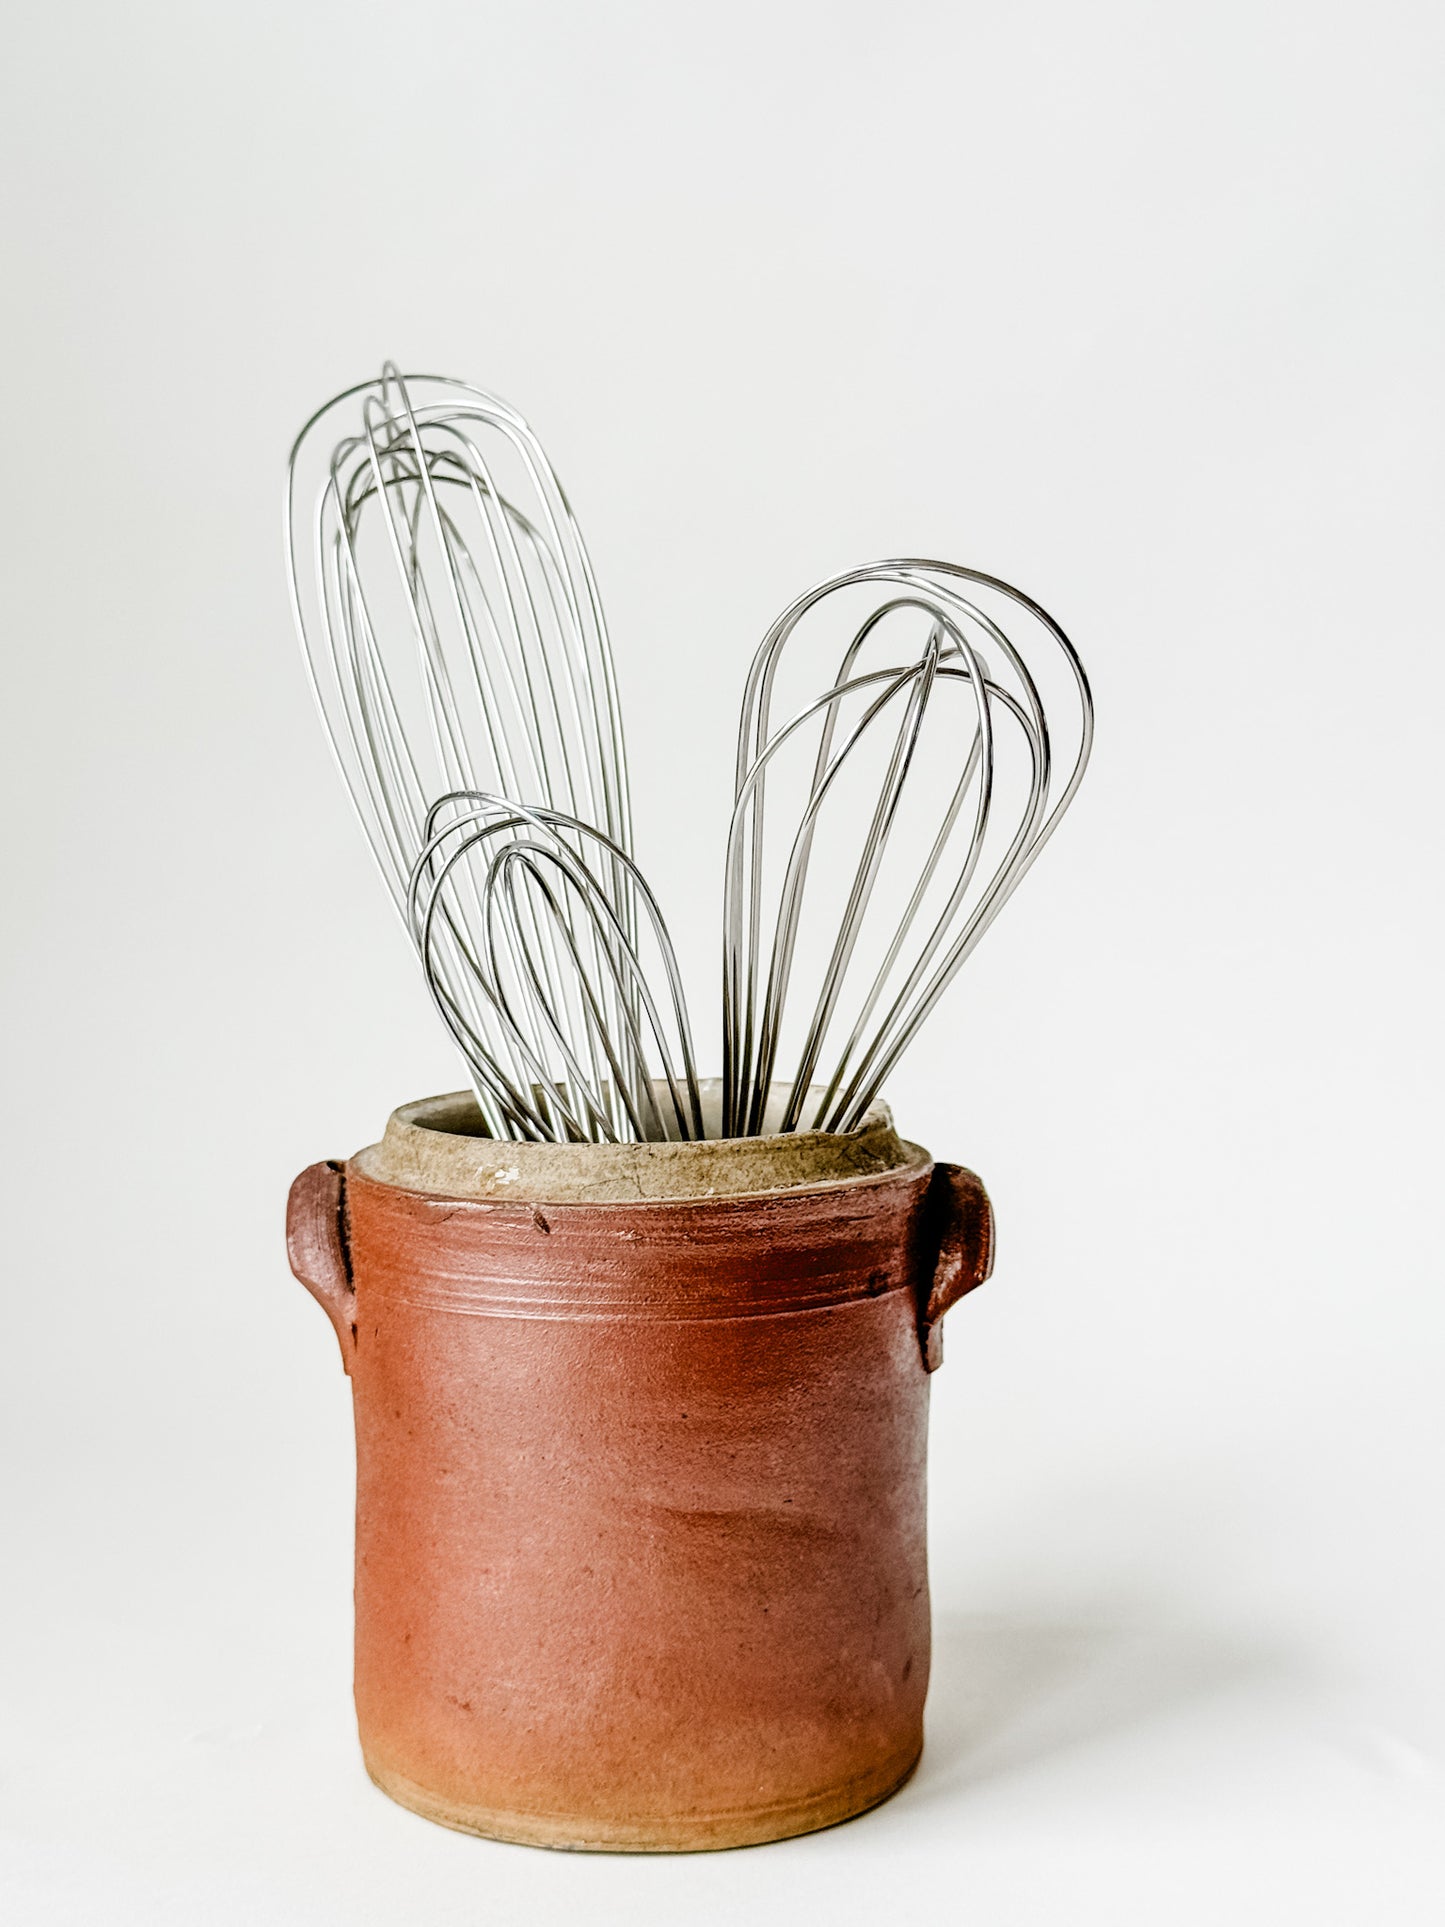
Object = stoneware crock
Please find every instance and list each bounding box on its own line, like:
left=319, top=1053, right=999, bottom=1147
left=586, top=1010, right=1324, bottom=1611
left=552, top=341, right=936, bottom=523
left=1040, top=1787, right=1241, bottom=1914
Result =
left=286, top=1084, right=993, bottom=1852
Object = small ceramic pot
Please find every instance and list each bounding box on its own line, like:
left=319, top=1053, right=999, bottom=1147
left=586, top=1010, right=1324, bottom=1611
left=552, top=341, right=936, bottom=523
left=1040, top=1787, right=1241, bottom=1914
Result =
left=286, top=1088, right=993, bottom=1852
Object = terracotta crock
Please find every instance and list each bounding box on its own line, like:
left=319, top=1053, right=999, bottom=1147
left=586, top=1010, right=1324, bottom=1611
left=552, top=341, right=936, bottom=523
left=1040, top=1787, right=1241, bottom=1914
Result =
left=286, top=1086, right=993, bottom=1852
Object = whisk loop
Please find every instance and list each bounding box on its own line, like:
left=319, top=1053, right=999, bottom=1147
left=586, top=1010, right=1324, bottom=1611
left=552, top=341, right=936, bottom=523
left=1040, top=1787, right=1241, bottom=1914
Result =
left=286, top=364, right=631, bottom=912
left=287, top=365, right=643, bottom=1136
left=722, top=561, right=1093, bottom=1138
left=410, top=794, right=703, bottom=1145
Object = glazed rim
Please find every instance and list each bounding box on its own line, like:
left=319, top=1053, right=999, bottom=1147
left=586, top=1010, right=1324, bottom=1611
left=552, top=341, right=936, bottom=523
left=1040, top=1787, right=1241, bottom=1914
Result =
left=351, top=1081, right=929, bottom=1205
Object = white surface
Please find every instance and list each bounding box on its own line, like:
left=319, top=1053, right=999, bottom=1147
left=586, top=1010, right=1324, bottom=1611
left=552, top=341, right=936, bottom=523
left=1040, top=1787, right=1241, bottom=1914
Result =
left=2, top=1, right=1442, bottom=1920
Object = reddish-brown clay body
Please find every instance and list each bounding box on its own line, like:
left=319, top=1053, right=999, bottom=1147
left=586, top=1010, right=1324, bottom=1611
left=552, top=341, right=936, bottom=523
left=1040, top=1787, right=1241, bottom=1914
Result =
left=287, top=1139, right=992, bottom=1852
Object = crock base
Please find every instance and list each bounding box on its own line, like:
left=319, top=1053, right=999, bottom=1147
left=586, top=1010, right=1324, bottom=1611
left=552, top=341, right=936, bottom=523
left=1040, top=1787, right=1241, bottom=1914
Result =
left=364, top=1745, right=923, bottom=1853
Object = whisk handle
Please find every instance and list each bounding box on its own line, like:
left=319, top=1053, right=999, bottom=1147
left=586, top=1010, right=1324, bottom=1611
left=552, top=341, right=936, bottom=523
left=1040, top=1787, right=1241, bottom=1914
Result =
left=919, top=1162, right=995, bottom=1373
left=286, top=1160, right=356, bottom=1374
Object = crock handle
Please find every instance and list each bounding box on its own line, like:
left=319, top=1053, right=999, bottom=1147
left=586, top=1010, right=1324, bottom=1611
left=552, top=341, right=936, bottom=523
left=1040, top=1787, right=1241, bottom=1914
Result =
left=286, top=1160, right=356, bottom=1374
left=919, top=1162, right=995, bottom=1372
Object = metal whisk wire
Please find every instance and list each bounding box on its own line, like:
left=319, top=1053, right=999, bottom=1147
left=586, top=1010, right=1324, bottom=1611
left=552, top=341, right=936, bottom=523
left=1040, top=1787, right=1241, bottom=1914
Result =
left=289, top=377, right=1092, bottom=1145
left=723, top=560, right=1093, bottom=1138
left=410, top=795, right=704, bottom=1145
left=286, top=365, right=637, bottom=1135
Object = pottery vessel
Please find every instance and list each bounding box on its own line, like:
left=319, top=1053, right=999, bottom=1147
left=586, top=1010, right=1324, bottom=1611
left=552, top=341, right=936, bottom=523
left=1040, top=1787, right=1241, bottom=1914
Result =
left=286, top=1087, right=993, bottom=1852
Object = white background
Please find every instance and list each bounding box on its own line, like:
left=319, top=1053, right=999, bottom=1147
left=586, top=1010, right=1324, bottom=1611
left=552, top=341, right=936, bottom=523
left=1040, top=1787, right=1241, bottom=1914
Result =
left=2, top=1, right=1442, bottom=1920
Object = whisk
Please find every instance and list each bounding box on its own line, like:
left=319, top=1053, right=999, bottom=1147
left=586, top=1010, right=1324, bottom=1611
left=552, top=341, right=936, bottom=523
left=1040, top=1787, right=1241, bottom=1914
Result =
left=286, top=372, right=1093, bottom=1144
left=409, top=792, right=703, bottom=1144
left=722, top=560, right=1093, bottom=1138
left=285, top=364, right=640, bottom=1137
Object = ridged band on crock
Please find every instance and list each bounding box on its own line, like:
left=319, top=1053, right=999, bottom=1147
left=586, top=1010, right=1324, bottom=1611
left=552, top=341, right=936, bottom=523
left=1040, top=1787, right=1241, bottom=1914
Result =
left=341, top=1158, right=937, bottom=1323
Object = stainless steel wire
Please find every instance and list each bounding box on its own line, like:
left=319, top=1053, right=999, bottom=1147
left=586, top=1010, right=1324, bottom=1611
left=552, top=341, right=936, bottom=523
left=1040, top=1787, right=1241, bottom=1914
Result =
left=410, top=794, right=703, bottom=1143
left=722, top=560, right=1093, bottom=1138
left=285, top=364, right=642, bottom=1137
left=287, top=379, right=1091, bottom=1144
